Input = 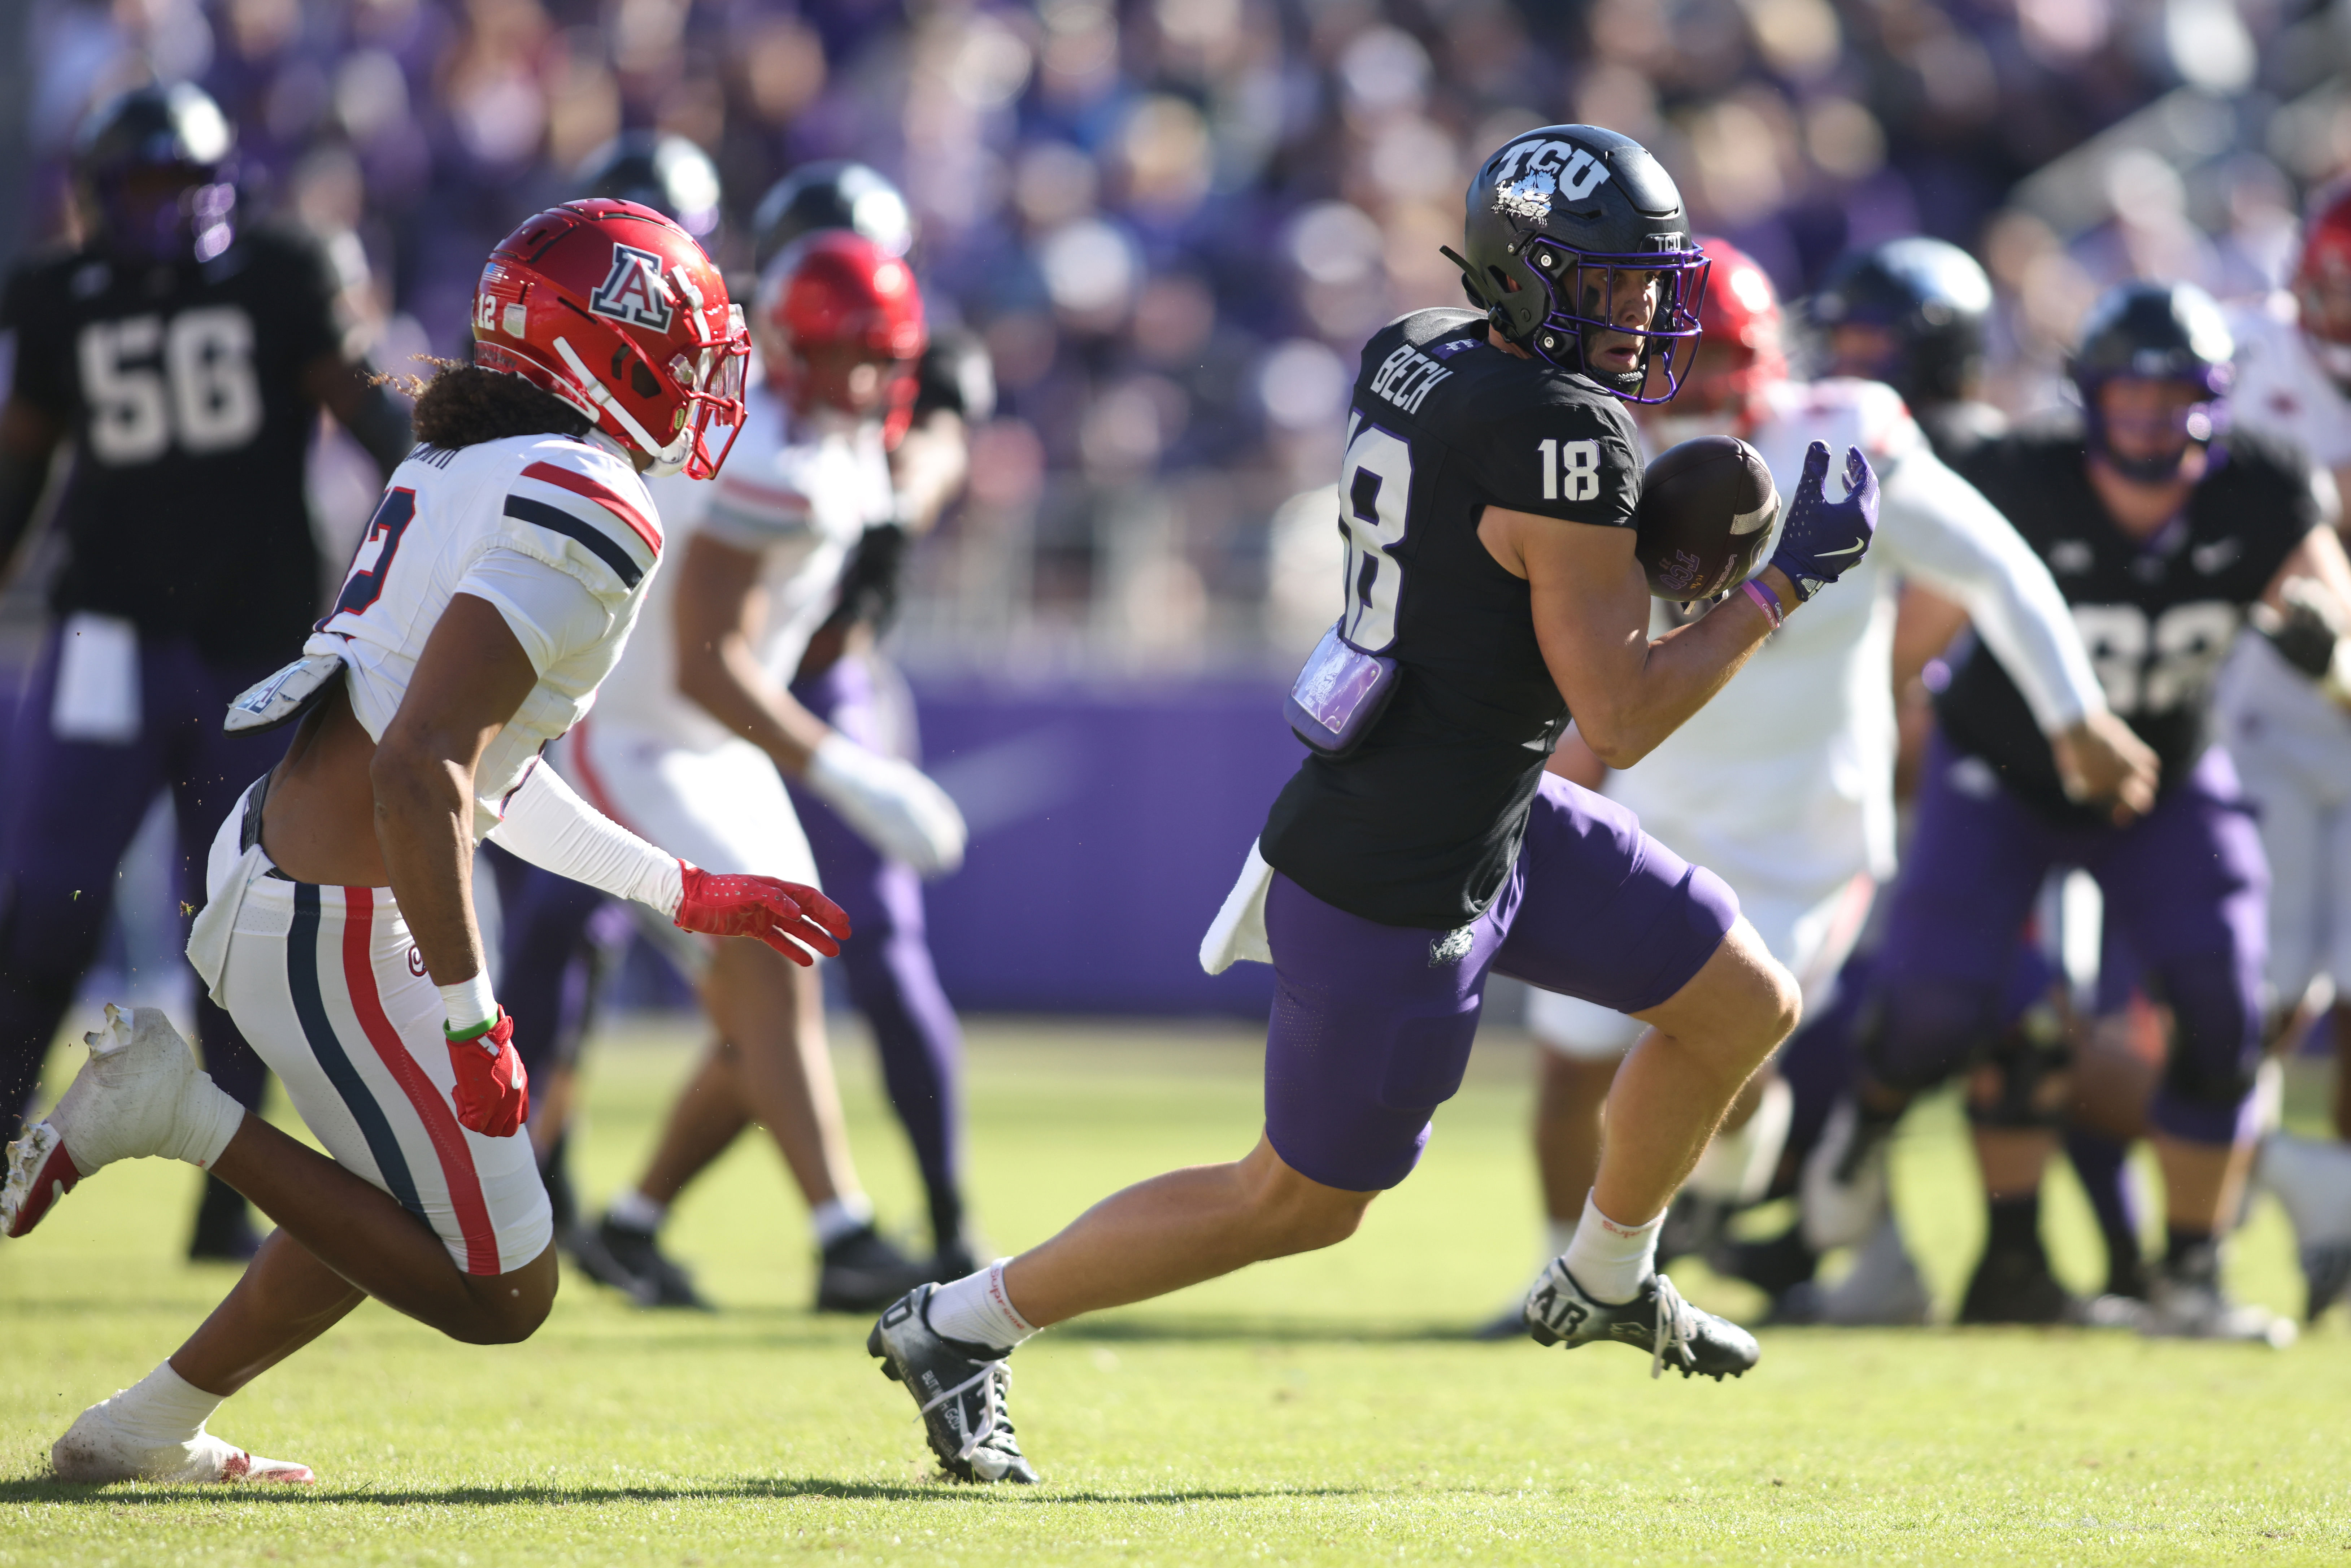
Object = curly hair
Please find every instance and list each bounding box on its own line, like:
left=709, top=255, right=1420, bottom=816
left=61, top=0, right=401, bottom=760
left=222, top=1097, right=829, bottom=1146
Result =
left=386, top=358, right=593, bottom=449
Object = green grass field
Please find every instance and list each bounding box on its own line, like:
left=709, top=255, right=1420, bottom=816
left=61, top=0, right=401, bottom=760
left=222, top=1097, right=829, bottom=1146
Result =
left=3, top=1012, right=2347, bottom=1565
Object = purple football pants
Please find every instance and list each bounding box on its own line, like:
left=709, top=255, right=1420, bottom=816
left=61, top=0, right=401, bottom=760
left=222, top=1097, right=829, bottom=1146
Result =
left=0, top=623, right=279, bottom=1137
left=1264, top=773, right=1739, bottom=1192
left=1863, top=733, right=2268, bottom=1145
left=787, top=654, right=967, bottom=1251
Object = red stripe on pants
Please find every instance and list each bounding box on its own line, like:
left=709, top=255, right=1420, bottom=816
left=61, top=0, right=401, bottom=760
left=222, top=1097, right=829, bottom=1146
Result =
left=340, top=886, right=502, bottom=1275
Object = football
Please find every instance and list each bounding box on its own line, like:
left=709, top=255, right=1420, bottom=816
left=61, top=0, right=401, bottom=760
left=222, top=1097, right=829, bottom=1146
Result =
left=1634, top=435, right=1780, bottom=601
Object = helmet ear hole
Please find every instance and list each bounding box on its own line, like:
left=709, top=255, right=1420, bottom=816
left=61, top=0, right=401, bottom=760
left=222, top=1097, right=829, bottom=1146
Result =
left=630, top=360, right=661, bottom=399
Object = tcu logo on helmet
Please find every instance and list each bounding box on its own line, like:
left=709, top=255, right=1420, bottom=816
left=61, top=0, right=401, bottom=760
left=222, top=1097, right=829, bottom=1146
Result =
left=588, top=243, right=676, bottom=331
left=1489, top=139, right=1613, bottom=223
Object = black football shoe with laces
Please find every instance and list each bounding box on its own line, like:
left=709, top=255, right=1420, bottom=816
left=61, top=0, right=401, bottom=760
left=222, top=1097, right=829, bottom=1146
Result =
left=818, top=1224, right=934, bottom=1314
left=571, top=1215, right=715, bottom=1311
left=868, top=1284, right=1038, bottom=1484
left=1957, top=1242, right=2084, bottom=1325
left=1523, top=1259, right=1759, bottom=1380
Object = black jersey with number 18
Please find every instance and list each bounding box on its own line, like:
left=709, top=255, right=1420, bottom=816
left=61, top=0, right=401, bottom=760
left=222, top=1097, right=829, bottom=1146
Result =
left=1259, top=307, right=1645, bottom=930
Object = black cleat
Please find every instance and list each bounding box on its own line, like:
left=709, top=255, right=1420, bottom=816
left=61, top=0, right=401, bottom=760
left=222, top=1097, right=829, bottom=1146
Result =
left=818, top=1224, right=933, bottom=1314
left=1711, top=1223, right=1819, bottom=1301
left=867, top=1285, right=1038, bottom=1484
left=2304, top=1242, right=2351, bottom=1323
left=571, top=1215, right=715, bottom=1310
left=1958, top=1243, right=2083, bottom=1325
left=186, top=1173, right=262, bottom=1262
left=1657, top=1193, right=1730, bottom=1269
left=1524, top=1260, right=1759, bottom=1380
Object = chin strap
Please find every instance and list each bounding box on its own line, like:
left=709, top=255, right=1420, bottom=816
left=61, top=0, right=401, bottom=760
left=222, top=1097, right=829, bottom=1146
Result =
left=552, top=335, right=688, bottom=474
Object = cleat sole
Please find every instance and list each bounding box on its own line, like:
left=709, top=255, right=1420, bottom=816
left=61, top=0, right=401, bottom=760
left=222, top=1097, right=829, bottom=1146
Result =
left=2, top=1124, right=78, bottom=1240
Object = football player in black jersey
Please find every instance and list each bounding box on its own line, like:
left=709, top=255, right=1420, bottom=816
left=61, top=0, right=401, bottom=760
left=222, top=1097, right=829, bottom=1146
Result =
left=1807, top=280, right=2351, bottom=1341
left=1813, top=237, right=2005, bottom=466
left=0, top=83, right=414, bottom=1261
left=860, top=125, right=1883, bottom=1485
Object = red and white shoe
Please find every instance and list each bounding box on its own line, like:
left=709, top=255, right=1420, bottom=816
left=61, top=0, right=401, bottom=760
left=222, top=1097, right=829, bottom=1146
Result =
left=2, top=1005, right=246, bottom=1240
left=52, top=1397, right=315, bottom=1485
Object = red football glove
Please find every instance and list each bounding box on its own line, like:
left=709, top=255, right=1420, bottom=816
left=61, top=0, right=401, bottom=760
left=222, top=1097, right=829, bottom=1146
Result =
left=674, top=862, right=851, bottom=965
left=445, top=1010, right=530, bottom=1138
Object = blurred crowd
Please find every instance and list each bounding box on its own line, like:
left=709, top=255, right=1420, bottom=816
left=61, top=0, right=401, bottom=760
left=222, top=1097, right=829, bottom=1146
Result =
left=16, top=0, right=2351, bottom=670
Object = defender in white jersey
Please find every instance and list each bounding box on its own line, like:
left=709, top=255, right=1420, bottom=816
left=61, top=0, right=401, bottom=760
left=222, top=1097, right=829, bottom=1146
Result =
left=0, top=202, right=850, bottom=1485
left=1508, top=240, right=2150, bottom=1305
left=2219, top=206, right=2351, bottom=1125
left=556, top=231, right=963, bottom=1312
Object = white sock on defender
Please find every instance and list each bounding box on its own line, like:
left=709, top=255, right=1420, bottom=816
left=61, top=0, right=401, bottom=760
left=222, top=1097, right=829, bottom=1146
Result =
left=606, top=1189, right=666, bottom=1232
left=108, top=1362, right=225, bottom=1447
left=809, top=1194, right=875, bottom=1248
left=924, top=1259, right=1039, bottom=1352
left=1563, top=1193, right=1663, bottom=1305
left=1544, top=1215, right=1579, bottom=1270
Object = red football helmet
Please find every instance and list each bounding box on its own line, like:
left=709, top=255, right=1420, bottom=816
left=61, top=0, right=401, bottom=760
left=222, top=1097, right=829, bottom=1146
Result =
left=1676, top=236, right=1788, bottom=414
left=2294, top=181, right=2351, bottom=384
left=756, top=231, right=927, bottom=420
left=471, top=199, right=750, bottom=479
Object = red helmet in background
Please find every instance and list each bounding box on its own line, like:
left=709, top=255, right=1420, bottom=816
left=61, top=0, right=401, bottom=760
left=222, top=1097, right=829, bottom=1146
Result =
left=2293, top=181, right=2351, bottom=383
left=759, top=230, right=926, bottom=363
left=472, top=199, right=750, bottom=479
left=1679, top=236, right=1788, bottom=413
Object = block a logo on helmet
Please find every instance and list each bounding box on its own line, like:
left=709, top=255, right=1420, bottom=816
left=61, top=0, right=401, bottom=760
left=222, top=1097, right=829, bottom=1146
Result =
left=588, top=243, right=678, bottom=332
left=470, top=198, right=750, bottom=480
left=1443, top=124, right=1710, bottom=405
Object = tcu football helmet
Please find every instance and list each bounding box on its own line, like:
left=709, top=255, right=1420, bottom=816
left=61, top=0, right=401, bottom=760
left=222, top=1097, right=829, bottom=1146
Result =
left=1444, top=124, right=1708, bottom=402
left=1811, top=238, right=1993, bottom=409
left=1680, top=237, right=1787, bottom=412
left=2293, top=181, right=2351, bottom=387
left=2069, top=278, right=2234, bottom=484
left=473, top=199, right=749, bottom=480
left=73, top=82, right=238, bottom=265
left=751, top=161, right=915, bottom=273
left=756, top=231, right=927, bottom=412
left=575, top=132, right=724, bottom=240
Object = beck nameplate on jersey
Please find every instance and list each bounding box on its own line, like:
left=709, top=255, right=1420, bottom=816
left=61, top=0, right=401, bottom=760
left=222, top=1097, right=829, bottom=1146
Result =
left=1285, top=623, right=1399, bottom=759
left=223, top=652, right=347, bottom=736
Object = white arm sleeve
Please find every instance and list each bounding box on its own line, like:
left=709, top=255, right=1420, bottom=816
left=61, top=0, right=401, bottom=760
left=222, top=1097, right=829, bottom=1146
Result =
left=488, top=760, right=686, bottom=916
left=456, top=546, right=616, bottom=674
left=1875, top=447, right=2107, bottom=732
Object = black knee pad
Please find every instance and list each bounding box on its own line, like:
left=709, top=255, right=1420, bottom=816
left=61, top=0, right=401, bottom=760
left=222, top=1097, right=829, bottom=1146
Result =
left=2148, top=954, right=2262, bottom=1110
left=1859, top=976, right=2005, bottom=1095
left=1964, top=998, right=2073, bottom=1129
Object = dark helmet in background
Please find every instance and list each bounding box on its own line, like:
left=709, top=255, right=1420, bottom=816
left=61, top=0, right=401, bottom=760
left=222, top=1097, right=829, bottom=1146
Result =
left=73, top=82, right=239, bottom=265
left=574, top=132, right=724, bottom=241
left=2067, top=278, right=2234, bottom=484
left=1443, top=124, right=1709, bottom=402
left=751, top=161, right=914, bottom=273
left=1810, top=238, right=1993, bottom=409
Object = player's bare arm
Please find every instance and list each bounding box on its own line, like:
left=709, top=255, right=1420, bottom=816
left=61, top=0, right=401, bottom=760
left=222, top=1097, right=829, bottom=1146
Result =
left=672, top=531, right=836, bottom=775
left=1483, top=508, right=1787, bottom=767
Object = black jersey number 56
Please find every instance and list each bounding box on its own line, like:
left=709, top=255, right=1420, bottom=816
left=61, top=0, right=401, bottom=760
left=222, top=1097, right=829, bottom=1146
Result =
left=76, top=306, right=265, bottom=465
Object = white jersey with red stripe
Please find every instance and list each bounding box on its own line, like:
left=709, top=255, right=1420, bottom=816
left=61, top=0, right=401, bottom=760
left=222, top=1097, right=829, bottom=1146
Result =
left=307, top=428, right=662, bottom=837
left=587, top=381, right=892, bottom=752
left=2225, top=291, right=2351, bottom=472
left=1605, top=376, right=2103, bottom=895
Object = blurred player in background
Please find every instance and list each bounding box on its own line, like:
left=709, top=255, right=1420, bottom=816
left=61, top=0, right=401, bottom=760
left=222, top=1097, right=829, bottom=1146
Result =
left=1808, top=280, right=2351, bottom=1342
left=556, top=219, right=963, bottom=1315
left=862, top=125, right=1886, bottom=1485
left=1496, top=238, right=2138, bottom=1333
left=0, top=198, right=852, bottom=1484
left=1812, top=238, right=2007, bottom=465
left=0, top=83, right=415, bottom=1261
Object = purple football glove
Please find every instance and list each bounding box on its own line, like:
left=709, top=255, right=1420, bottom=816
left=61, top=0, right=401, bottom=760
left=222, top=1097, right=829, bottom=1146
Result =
left=1768, top=441, right=1878, bottom=602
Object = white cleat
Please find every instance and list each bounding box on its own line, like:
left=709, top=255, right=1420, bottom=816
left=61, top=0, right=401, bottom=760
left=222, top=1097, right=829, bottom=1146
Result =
left=52, top=1398, right=314, bottom=1485
left=1800, top=1099, right=1890, bottom=1253
left=2139, top=1272, right=2296, bottom=1349
left=2256, top=1132, right=2351, bottom=1321
left=2, top=1005, right=244, bottom=1240
left=1816, top=1214, right=1934, bottom=1327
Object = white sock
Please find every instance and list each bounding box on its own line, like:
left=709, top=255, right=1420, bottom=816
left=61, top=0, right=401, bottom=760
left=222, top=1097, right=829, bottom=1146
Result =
left=106, top=1362, right=224, bottom=1448
left=606, top=1189, right=666, bottom=1233
left=810, top=1194, right=875, bottom=1249
left=923, top=1259, right=1039, bottom=1352
left=1562, top=1192, right=1664, bottom=1305
left=1544, top=1216, right=1579, bottom=1272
